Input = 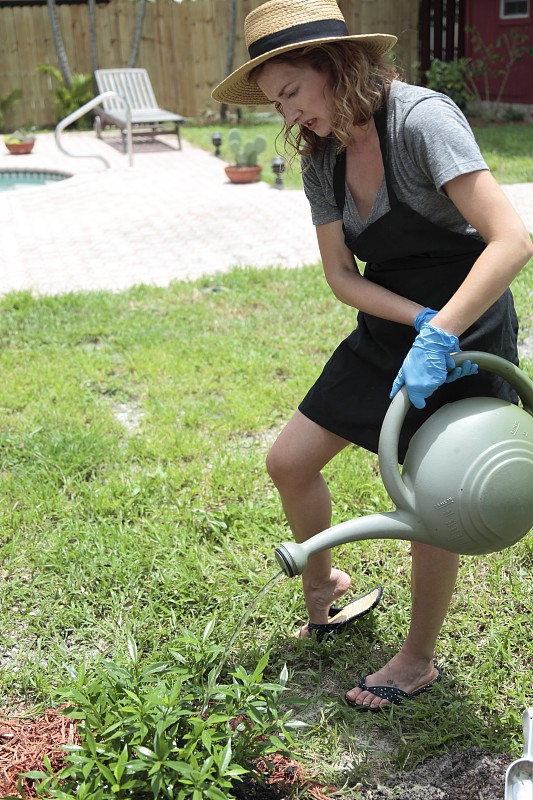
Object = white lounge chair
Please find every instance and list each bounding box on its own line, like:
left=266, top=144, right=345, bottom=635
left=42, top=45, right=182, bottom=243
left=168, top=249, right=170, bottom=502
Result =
left=94, top=68, right=185, bottom=151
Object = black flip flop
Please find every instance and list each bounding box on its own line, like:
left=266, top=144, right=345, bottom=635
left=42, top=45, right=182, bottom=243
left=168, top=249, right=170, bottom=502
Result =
left=306, top=586, right=383, bottom=642
left=346, top=664, right=442, bottom=711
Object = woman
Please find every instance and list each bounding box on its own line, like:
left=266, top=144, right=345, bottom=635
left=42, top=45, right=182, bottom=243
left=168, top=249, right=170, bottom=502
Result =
left=213, top=0, right=533, bottom=710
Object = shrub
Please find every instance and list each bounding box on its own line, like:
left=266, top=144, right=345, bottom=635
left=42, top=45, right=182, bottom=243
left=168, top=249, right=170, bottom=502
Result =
left=425, top=58, right=472, bottom=110
left=36, top=65, right=93, bottom=128
left=24, top=630, right=296, bottom=799
left=501, top=105, right=525, bottom=123
left=467, top=27, right=533, bottom=105
left=0, top=88, right=23, bottom=132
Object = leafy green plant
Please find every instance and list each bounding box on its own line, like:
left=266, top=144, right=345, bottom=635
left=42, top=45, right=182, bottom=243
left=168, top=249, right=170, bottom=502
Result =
left=426, top=29, right=533, bottom=118
left=500, top=106, right=526, bottom=122
left=4, top=128, right=35, bottom=145
left=467, top=27, right=533, bottom=104
left=500, top=105, right=525, bottom=123
left=425, top=58, right=472, bottom=110
left=0, top=88, right=23, bottom=132
left=227, top=128, right=267, bottom=166
left=36, top=64, right=93, bottom=128
left=25, top=631, right=296, bottom=799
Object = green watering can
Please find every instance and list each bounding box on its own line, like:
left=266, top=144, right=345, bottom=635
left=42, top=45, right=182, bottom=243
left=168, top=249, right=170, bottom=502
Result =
left=275, top=352, right=533, bottom=578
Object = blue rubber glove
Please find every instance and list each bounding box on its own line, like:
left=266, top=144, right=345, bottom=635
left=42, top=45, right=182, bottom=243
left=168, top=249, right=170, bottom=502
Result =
left=413, top=307, right=438, bottom=332
left=445, top=358, right=478, bottom=384
left=390, top=322, right=478, bottom=409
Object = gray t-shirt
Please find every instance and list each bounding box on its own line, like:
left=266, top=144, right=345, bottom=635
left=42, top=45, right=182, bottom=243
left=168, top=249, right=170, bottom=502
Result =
left=302, top=81, right=488, bottom=241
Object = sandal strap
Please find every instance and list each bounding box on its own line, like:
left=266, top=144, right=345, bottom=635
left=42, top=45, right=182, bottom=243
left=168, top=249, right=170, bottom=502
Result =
left=357, top=666, right=441, bottom=704
left=358, top=678, right=410, bottom=703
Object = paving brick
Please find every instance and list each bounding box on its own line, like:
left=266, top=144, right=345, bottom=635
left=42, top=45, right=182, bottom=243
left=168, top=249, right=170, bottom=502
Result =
left=0, top=131, right=531, bottom=297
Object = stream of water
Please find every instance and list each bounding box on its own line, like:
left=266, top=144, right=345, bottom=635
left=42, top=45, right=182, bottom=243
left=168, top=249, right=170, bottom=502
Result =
left=201, top=569, right=286, bottom=714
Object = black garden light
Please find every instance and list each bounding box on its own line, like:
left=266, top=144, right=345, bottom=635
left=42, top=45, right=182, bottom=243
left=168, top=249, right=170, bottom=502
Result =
left=271, top=155, right=285, bottom=188
left=211, top=131, right=222, bottom=157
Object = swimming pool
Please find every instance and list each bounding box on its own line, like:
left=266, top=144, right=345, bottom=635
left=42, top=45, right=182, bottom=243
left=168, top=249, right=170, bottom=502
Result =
left=0, top=169, right=72, bottom=192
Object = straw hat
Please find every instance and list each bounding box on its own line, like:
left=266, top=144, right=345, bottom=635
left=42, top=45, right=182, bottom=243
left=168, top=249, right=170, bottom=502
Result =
left=212, top=0, right=397, bottom=106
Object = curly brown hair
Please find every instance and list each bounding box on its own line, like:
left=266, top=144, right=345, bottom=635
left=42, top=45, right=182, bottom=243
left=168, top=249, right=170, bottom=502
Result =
left=251, top=41, right=400, bottom=159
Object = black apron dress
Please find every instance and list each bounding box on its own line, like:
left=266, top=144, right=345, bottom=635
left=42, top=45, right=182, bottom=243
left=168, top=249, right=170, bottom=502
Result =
left=298, top=104, right=519, bottom=462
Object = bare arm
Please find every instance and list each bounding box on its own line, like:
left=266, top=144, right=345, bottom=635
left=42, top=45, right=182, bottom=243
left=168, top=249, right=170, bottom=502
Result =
left=430, top=169, right=533, bottom=335
left=316, top=220, right=424, bottom=326
left=317, top=170, right=532, bottom=334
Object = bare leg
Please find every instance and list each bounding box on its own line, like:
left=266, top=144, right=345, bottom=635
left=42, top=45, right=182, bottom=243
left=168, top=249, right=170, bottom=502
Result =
left=346, top=542, right=459, bottom=709
left=266, top=411, right=351, bottom=634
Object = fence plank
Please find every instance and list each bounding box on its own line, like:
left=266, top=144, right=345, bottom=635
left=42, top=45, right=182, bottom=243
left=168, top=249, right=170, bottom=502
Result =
left=1, top=11, right=22, bottom=126
left=1, top=0, right=420, bottom=131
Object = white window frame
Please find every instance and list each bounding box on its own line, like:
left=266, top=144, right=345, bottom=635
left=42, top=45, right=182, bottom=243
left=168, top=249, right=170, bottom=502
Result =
left=500, top=0, right=530, bottom=19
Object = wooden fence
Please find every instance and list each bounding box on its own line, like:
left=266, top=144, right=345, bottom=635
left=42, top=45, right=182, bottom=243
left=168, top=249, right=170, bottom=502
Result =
left=0, top=0, right=420, bottom=130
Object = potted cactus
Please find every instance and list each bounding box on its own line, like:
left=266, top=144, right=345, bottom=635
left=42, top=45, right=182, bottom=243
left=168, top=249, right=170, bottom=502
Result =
left=224, top=128, right=267, bottom=183
left=4, top=129, right=35, bottom=155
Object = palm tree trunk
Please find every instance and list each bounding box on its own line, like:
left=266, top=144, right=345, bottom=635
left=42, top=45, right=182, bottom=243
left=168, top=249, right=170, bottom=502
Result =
left=220, top=0, right=237, bottom=122
left=88, top=0, right=98, bottom=78
left=46, top=0, right=73, bottom=88
left=128, top=0, right=147, bottom=68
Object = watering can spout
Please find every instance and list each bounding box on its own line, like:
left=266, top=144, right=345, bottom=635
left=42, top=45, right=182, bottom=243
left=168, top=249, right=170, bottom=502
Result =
left=275, top=509, right=424, bottom=577
left=275, top=352, right=533, bottom=576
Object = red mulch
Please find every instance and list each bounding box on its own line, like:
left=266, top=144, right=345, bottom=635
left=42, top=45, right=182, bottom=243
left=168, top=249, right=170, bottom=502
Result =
left=0, top=707, right=80, bottom=798
left=0, top=709, right=336, bottom=799
left=255, top=753, right=338, bottom=799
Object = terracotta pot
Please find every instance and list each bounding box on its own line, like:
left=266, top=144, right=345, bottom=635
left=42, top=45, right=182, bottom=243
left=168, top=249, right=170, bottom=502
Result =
left=5, top=140, right=35, bottom=155
left=224, top=165, right=262, bottom=184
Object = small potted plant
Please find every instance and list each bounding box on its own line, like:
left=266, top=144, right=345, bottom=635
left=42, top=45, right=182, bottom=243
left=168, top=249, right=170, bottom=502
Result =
left=224, top=128, right=267, bottom=183
left=4, top=129, right=36, bottom=155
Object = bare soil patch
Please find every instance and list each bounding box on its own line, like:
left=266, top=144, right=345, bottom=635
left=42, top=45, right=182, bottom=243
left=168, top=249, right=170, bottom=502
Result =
left=360, top=747, right=512, bottom=800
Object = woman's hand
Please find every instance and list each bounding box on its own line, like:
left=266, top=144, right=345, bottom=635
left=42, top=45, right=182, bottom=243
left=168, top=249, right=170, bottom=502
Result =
left=390, top=322, right=478, bottom=409
left=394, top=171, right=531, bottom=409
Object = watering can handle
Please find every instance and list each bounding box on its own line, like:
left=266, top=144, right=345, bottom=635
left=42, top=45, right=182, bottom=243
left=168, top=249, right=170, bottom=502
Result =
left=378, top=351, right=533, bottom=512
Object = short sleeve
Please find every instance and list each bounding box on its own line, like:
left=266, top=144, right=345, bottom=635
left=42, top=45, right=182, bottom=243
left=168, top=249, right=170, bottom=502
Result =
left=402, top=97, right=489, bottom=192
left=302, top=147, right=343, bottom=226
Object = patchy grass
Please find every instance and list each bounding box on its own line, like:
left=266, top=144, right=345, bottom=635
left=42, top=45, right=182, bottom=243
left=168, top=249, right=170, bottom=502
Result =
left=0, top=257, right=532, bottom=794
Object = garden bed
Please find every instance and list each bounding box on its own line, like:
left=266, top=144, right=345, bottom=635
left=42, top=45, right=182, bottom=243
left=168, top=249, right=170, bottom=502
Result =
left=0, top=709, right=513, bottom=800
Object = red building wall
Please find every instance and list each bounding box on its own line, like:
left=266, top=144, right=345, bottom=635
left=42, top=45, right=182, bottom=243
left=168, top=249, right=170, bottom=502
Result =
left=465, top=0, right=533, bottom=104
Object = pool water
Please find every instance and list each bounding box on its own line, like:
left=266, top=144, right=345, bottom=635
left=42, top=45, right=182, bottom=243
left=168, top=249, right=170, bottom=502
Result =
left=0, top=169, right=72, bottom=192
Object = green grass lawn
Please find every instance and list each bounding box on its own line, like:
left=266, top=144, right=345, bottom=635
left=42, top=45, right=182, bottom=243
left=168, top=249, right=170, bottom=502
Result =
left=472, top=123, right=533, bottom=183
left=183, top=119, right=533, bottom=187
left=0, top=257, right=532, bottom=794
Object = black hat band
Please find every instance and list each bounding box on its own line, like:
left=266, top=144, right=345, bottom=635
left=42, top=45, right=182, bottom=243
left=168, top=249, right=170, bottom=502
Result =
left=248, top=18, right=349, bottom=59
